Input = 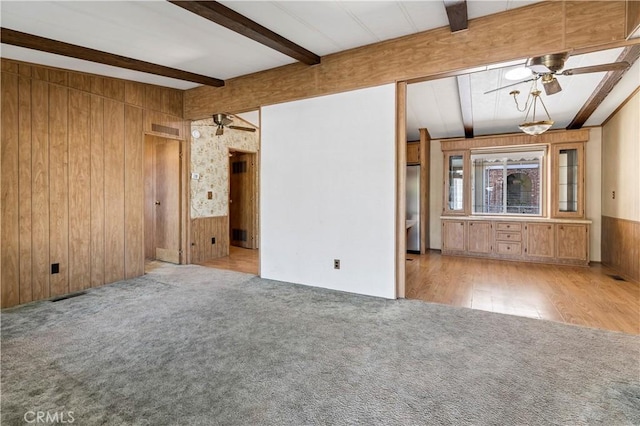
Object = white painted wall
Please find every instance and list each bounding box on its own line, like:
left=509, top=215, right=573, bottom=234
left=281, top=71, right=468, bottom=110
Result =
left=260, top=85, right=396, bottom=299
left=602, top=91, right=640, bottom=222
left=430, top=139, right=444, bottom=249
left=585, top=128, right=602, bottom=261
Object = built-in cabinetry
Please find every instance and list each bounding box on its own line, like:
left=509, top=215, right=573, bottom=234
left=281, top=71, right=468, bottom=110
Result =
left=407, top=142, right=420, bottom=164
left=441, top=217, right=590, bottom=265
left=440, top=129, right=591, bottom=266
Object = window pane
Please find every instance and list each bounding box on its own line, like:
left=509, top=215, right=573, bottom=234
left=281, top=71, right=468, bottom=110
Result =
left=558, top=148, right=578, bottom=212
left=448, top=155, right=464, bottom=211
left=471, top=151, right=543, bottom=216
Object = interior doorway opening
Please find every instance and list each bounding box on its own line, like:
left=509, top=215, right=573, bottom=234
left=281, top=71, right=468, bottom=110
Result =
left=144, top=134, right=187, bottom=266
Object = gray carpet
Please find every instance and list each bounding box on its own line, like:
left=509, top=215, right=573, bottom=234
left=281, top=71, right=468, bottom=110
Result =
left=2, top=263, right=639, bottom=425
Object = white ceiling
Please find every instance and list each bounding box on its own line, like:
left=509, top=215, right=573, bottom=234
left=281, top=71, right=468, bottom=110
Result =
left=1, top=1, right=637, bottom=138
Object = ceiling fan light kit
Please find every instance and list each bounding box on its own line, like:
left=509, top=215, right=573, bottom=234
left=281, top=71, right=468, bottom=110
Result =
left=511, top=88, right=554, bottom=136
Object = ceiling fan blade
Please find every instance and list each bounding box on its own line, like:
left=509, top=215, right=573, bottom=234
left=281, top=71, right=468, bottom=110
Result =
left=542, top=77, right=562, bottom=96
left=561, top=61, right=630, bottom=76
left=228, top=125, right=256, bottom=132
left=484, top=77, right=537, bottom=95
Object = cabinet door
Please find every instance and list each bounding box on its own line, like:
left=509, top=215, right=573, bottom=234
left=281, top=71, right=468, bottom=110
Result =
left=407, top=142, right=420, bottom=164
left=556, top=224, right=589, bottom=261
left=526, top=223, right=555, bottom=258
left=551, top=142, right=585, bottom=218
left=468, top=221, right=491, bottom=254
left=443, top=151, right=468, bottom=215
left=442, top=221, right=465, bottom=251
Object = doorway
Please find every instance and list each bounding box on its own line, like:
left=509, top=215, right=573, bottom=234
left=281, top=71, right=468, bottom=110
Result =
left=228, top=150, right=258, bottom=250
left=145, top=135, right=183, bottom=264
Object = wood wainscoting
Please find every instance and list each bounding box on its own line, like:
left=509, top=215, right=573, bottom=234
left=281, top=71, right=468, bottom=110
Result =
left=190, top=216, right=229, bottom=263
left=602, top=216, right=640, bottom=283
left=0, top=58, right=185, bottom=308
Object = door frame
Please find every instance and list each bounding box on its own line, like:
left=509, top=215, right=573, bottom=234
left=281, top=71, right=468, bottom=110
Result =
left=144, top=133, right=190, bottom=265
left=227, top=148, right=259, bottom=252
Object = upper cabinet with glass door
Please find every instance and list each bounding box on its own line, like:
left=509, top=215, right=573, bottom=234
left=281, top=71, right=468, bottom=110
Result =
left=443, top=151, right=468, bottom=215
left=551, top=142, right=585, bottom=218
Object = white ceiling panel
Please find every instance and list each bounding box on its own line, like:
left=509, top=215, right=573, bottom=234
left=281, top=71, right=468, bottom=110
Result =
left=407, top=77, right=465, bottom=140
left=586, top=59, right=640, bottom=126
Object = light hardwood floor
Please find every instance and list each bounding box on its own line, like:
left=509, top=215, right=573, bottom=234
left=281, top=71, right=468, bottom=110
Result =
left=198, top=246, right=259, bottom=275
left=198, top=247, right=639, bottom=335
left=407, top=251, right=639, bottom=335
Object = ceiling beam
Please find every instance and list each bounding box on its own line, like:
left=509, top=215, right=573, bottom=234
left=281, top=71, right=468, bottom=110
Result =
left=0, top=27, right=224, bottom=87
left=456, top=74, right=474, bottom=138
left=168, top=1, right=321, bottom=66
left=567, top=44, right=640, bottom=129
left=444, top=0, right=468, bottom=33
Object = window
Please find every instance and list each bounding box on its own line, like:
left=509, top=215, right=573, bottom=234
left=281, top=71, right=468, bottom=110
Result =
left=471, top=150, right=544, bottom=215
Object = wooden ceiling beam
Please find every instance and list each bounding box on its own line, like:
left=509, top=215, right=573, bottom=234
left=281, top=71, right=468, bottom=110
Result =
left=567, top=44, right=640, bottom=129
left=168, top=1, right=320, bottom=65
left=456, top=74, right=474, bottom=138
left=0, top=28, right=224, bottom=87
left=444, top=0, right=468, bottom=33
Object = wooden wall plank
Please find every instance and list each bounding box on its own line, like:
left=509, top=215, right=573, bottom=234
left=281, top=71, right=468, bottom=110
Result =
left=32, top=66, right=48, bottom=81
left=628, top=0, right=640, bottom=38
left=145, top=85, right=163, bottom=112
left=184, top=1, right=628, bottom=119
left=565, top=1, right=626, bottom=48
left=48, top=84, right=69, bottom=297
left=103, top=99, right=126, bottom=284
left=31, top=79, right=50, bottom=301
left=68, top=72, right=92, bottom=92
left=124, top=105, right=144, bottom=278
left=125, top=81, right=144, bottom=107
left=91, top=76, right=104, bottom=97
left=602, top=216, right=640, bottom=283
left=90, top=95, right=105, bottom=287
left=48, top=69, right=68, bottom=86
left=2, top=60, right=19, bottom=73
left=68, top=89, right=92, bottom=292
left=1, top=72, right=20, bottom=307
left=163, top=88, right=183, bottom=117
left=104, top=78, right=125, bottom=102
left=18, top=76, right=33, bottom=304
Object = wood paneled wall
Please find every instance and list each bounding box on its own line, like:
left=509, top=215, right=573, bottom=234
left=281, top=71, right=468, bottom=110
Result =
left=1, top=59, right=184, bottom=308
left=190, top=216, right=229, bottom=263
left=184, top=1, right=631, bottom=119
left=602, top=216, right=640, bottom=283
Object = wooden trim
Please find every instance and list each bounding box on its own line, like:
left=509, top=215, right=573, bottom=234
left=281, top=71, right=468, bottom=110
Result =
left=440, top=129, right=590, bottom=151
left=184, top=1, right=628, bottom=119
left=444, top=0, right=468, bottom=32
left=456, top=74, right=474, bottom=138
left=168, top=1, right=320, bottom=65
left=0, top=28, right=224, bottom=87
left=626, top=0, right=640, bottom=39
left=568, top=44, right=640, bottom=129
left=419, top=129, right=430, bottom=254
left=396, top=82, right=407, bottom=299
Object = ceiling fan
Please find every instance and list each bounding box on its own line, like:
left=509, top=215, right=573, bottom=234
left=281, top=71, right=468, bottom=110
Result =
left=485, top=52, right=630, bottom=96
left=210, top=113, right=256, bottom=136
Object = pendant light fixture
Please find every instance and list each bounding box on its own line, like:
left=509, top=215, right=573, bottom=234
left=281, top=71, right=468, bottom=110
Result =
left=510, top=80, right=554, bottom=135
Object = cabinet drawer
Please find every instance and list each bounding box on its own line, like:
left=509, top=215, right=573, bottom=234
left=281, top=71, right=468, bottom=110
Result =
left=496, top=231, right=522, bottom=242
left=496, top=222, right=522, bottom=231
left=496, top=242, right=522, bottom=255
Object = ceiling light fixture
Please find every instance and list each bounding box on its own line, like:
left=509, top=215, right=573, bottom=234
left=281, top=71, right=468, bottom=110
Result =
left=510, top=81, right=554, bottom=135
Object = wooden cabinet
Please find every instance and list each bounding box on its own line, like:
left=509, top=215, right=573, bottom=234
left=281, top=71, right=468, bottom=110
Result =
left=442, top=220, right=465, bottom=252
left=468, top=221, right=492, bottom=254
left=407, top=142, right=420, bottom=164
left=556, top=223, right=589, bottom=261
left=443, top=151, right=468, bottom=215
left=441, top=218, right=590, bottom=266
left=525, top=223, right=555, bottom=259
left=551, top=142, right=585, bottom=218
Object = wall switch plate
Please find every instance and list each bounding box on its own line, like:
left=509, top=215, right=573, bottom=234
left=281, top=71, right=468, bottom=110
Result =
left=51, top=263, right=60, bottom=274
left=334, top=259, right=340, bottom=270
left=211, top=237, right=216, bottom=245
left=191, top=172, right=200, bottom=180
left=207, top=191, right=213, bottom=199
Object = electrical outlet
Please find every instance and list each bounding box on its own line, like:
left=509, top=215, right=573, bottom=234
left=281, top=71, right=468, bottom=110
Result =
left=191, top=172, right=200, bottom=180
left=207, top=191, right=213, bottom=200
left=334, top=259, right=340, bottom=270
left=51, top=263, right=60, bottom=274
left=211, top=237, right=216, bottom=245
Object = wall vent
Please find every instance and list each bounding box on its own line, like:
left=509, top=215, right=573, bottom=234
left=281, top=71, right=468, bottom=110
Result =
left=151, top=123, right=180, bottom=136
